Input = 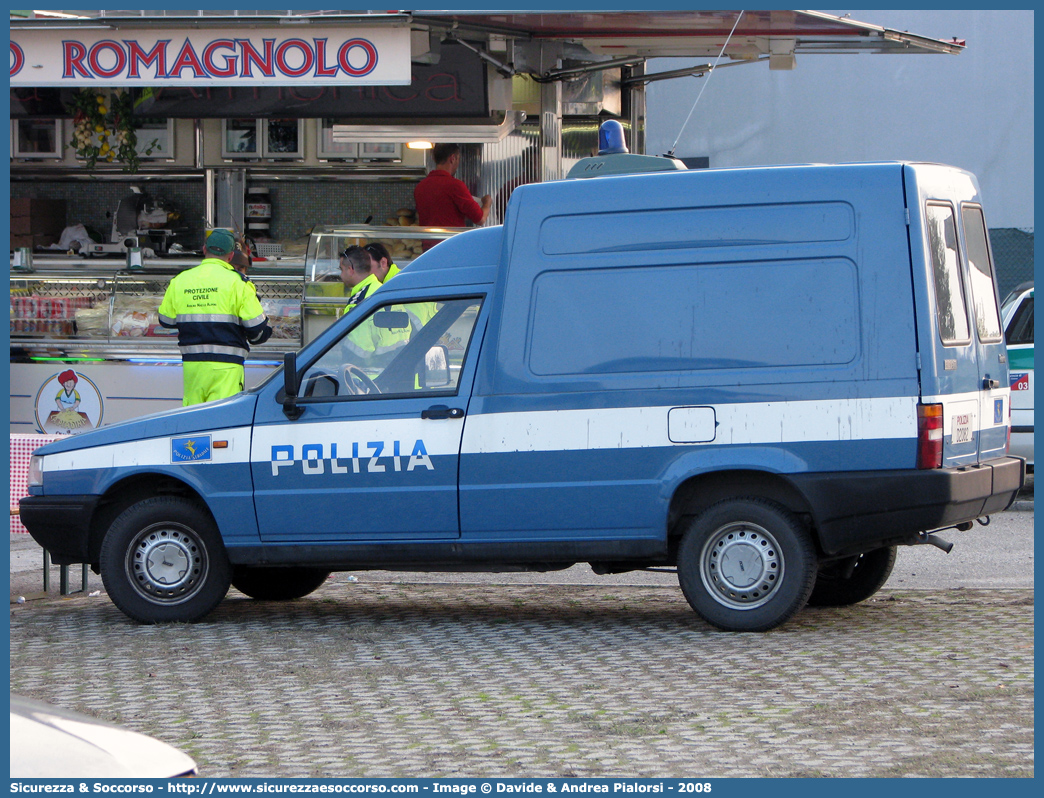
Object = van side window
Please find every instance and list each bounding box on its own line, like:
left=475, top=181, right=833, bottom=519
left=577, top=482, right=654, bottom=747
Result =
left=925, top=203, right=971, bottom=345
left=299, top=297, right=483, bottom=399
left=960, top=205, right=1003, bottom=343
left=1006, top=296, right=1034, bottom=345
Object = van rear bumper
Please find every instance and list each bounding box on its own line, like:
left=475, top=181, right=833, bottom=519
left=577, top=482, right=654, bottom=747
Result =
left=791, top=456, right=1026, bottom=556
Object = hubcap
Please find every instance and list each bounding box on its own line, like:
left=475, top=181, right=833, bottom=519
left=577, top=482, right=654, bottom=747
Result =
left=126, top=524, right=208, bottom=605
left=700, top=521, right=784, bottom=610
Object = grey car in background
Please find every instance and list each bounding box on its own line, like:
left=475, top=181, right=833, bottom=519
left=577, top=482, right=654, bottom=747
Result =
left=10, top=694, right=197, bottom=778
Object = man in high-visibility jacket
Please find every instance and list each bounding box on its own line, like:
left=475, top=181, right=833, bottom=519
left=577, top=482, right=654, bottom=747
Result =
left=340, top=245, right=409, bottom=364
left=363, top=242, right=439, bottom=329
left=158, top=229, right=272, bottom=406
left=339, top=245, right=382, bottom=315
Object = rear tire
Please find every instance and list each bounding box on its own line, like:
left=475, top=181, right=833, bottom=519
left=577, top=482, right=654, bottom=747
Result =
left=100, top=497, right=231, bottom=624
left=231, top=567, right=331, bottom=601
left=807, top=546, right=897, bottom=607
left=677, top=498, right=817, bottom=632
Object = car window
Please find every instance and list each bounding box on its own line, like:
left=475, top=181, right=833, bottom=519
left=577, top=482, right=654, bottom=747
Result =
left=300, top=297, right=483, bottom=399
left=960, top=205, right=1002, bottom=343
left=1006, top=295, right=1034, bottom=346
left=925, top=202, right=971, bottom=345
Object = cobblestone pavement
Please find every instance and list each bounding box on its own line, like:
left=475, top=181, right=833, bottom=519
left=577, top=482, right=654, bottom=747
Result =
left=9, top=582, right=1033, bottom=778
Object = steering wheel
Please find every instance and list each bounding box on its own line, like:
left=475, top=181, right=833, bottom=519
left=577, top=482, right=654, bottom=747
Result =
left=340, top=364, right=380, bottom=395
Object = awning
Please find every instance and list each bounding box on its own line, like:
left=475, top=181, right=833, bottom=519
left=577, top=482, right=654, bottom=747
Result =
left=11, top=10, right=964, bottom=61
left=410, top=9, right=964, bottom=60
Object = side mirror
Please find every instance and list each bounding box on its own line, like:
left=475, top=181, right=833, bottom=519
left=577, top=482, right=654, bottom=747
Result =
left=423, top=344, right=452, bottom=388
left=282, top=351, right=303, bottom=420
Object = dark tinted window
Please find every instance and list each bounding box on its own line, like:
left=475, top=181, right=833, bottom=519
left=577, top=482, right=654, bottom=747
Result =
left=1006, top=296, right=1034, bottom=346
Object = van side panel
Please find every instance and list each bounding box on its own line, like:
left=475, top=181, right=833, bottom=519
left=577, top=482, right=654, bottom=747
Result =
left=460, top=164, right=920, bottom=540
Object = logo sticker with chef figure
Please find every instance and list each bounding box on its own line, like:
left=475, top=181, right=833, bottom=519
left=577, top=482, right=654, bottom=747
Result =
left=172, top=436, right=212, bottom=463
left=34, top=370, right=104, bottom=436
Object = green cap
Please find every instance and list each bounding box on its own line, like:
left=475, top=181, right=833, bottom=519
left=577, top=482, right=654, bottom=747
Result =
left=206, top=228, right=235, bottom=256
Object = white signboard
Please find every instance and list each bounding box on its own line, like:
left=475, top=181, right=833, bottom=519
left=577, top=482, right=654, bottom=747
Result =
left=10, top=25, right=411, bottom=86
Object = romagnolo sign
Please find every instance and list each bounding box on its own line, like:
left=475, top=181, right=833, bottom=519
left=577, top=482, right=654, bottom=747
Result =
left=10, top=26, right=412, bottom=86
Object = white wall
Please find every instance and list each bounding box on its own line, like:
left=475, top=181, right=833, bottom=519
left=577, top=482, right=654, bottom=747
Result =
left=646, top=10, right=1034, bottom=229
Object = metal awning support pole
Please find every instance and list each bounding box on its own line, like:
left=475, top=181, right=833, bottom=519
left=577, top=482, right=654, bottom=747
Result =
left=539, top=78, right=562, bottom=182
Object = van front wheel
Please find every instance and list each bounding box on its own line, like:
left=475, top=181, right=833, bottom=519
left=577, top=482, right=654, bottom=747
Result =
left=232, top=567, right=331, bottom=601
left=100, top=497, right=231, bottom=624
left=677, top=498, right=816, bottom=632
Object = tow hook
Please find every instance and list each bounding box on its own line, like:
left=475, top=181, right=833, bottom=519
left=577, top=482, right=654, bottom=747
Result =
left=917, top=531, right=954, bottom=553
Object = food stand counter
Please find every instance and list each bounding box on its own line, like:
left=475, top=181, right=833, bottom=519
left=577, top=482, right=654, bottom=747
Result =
left=10, top=225, right=467, bottom=434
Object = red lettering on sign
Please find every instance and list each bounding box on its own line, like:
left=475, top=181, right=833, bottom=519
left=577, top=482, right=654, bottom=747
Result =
left=168, top=39, right=207, bottom=79
left=239, top=39, right=276, bottom=78
left=203, top=39, right=238, bottom=79
left=313, top=39, right=339, bottom=77
left=62, top=41, right=91, bottom=79
left=424, top=72, right=463, bottom=103
left=338, top=38, right=378, bottom=77
left=126, top=40, right=169, bottom=79
left=382, top=85, right=419, bottom=103
left=10, top=42, right=24, bottom=78
left=275, top=39, right=314, bottom=78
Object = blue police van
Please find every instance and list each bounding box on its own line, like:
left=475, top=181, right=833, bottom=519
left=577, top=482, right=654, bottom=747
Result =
left=21, top=161, right=1024, bottom=631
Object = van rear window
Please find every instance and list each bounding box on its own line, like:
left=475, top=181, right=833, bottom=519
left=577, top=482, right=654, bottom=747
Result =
left=925, top=203, right=971, bottom=345
left=527, top=258, right=859, bottom=376
left=960, top=205, right=1002, bottom=342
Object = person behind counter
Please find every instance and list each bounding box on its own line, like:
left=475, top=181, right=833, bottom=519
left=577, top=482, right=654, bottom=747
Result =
left=414, top=143, right=491, bottom=251
left=230, top=246, right=252, bottom=276
left=158, top=229, right=273, bottom=406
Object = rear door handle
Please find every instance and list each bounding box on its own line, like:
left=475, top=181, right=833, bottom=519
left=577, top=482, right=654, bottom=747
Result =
left=421, top=405, right=464, bottom=420
left=983, top=378, right=1000, bottom=390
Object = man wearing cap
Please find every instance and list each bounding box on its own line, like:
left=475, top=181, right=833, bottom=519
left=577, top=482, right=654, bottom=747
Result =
left=159, top=229, right=272, bottom=406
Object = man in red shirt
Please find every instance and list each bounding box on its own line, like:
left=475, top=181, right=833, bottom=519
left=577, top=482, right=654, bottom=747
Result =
left=414, top=143, right=491, bottom=250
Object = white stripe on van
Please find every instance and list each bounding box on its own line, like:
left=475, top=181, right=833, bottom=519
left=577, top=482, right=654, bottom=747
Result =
left=460, top=397, right=919, bottom=454
left=38, top=393, right=1009, bottom=474
left=40, top=427, right=254, bottom=473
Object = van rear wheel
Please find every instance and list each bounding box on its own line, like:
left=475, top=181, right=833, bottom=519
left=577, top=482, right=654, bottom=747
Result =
left=100, top=497, right=231, bottom=624
left=231, top=567, right=331, bottom=601
left=677, top=498, right=816, bottom=632
left=807, top=546, right=897, bottom=607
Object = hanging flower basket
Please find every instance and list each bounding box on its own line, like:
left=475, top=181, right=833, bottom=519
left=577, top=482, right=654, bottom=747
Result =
left=71, top=89, right=156, bottom=173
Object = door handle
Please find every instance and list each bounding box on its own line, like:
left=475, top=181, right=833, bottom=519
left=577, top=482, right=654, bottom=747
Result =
left=421, top=405, right=464, bottom=420
left=983, top=378, right=1000, bottom=390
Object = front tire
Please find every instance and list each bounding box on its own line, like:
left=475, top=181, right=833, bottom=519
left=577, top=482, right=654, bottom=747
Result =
left=100, top=497, right=231, bottom=624
left=231, top=567, right=331, bottom=601
left=677, top=498, right=817, bottom=632
left=807, top=546, right=897, bottom=607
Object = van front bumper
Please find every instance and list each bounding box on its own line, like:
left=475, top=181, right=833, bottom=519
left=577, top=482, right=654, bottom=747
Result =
left=792, top=456, right=1026, bottom=556
left=18, top=495, right=99, bottom=565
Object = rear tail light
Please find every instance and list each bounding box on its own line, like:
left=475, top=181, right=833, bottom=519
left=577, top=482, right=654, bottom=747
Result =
left=917, top=403, right=943, bottom=469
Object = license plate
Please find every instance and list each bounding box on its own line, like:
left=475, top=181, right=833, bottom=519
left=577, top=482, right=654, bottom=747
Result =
left=952, top=413, right=974, bottom=444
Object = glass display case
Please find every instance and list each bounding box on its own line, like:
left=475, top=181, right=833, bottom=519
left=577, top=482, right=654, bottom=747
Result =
left=10, top=268, right=303, bottom=358
left=303, top=224, right=468, bottom=343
